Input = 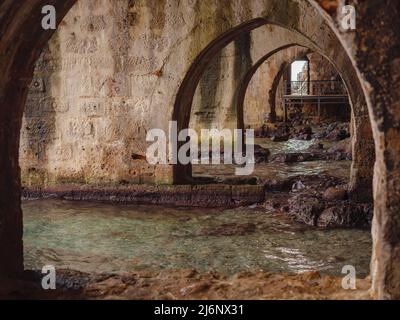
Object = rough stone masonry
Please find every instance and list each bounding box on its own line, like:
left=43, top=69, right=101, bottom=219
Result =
left=0, top=0, right=399, bottom=299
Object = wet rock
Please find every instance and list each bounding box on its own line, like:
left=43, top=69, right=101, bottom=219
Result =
left=23, top=184, right=265, bottom=208
left=215, top=176, right=258, bottom=185
left=191, top=185, right=233, bottom=207
left=263, top=178, right=296, bottom=192
left=292, top=181, right=306, bottom=192
left=288, top=194, right=326, bottom=226
left=259, top=123, right=292, bottom=139
left=231, top=185, right=265, bottom=205
left=272, top=153, right=295, bottom=163
left=263, top=199, right=282, bottom=211
left=332, top=152, right=348, bottom=161
left=288, top=189, right=372, bottom=228
left=271, top=135, right=289, bottom=142
left=323, top=187, right=348, bottom=201
left=271, top=152, right=320, bottom=163
left=263, top=174, right=344, bottom=193
left=292, top=126, right=313, bottom=140
left=313, top=122, right=350, bottom=141
left=255, top=125, right=269, bottom=138
left=326, top=126, right=351, bottom=141
left=327, top=122, right=338, bottom=133
left=338, top=129, right=351, bottom=141
left=313, top=132, right=327, bottom=140
left=254, top=145, right=271, bottom=163
left=294, top=133, right=313, bottom=141
left=318, top=203, right=373, bottom=228
left=300, top=126, right=313, bottom=135
left=306, top=142, right=325, bottom=153
left=327, top=138, right=352, bottom=159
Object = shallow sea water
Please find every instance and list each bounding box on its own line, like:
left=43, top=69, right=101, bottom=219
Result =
left=24, top=136, right=370, bottom=278
left=24, top=200, right=371, bottom=277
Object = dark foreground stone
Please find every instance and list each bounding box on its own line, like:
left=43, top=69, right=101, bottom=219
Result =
left=288, top=194, right=373, bottom=228
left=0, top=268, right=371, bottom=300
left=22, top=184, right=265, bottom=208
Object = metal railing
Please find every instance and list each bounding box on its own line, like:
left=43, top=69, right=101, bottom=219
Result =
left=281, top=80, right=350, bottom=122
left=284, top=80, right=348, bottom=96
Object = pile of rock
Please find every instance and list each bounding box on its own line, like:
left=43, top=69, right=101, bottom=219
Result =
left=314, top=122, right=350, bottom=141
left=288, top=186, right=373, bottom=228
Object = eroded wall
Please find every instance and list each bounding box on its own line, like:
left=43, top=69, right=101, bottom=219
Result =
left=22, top=0, right=161, bottom=186
left=21, top=0, right=318, bottom=186
left=190, top=25, right=314, bottom=131
left=243, top=49, right=351, bottom=128
left=1, top=0, right=382, bottom=282
left=244, top=45, right=310, bottom=127
left=18, top=0, right=373, bottom=192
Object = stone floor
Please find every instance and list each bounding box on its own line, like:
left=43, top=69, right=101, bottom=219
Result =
left=1, top=269, right=371, bottom=300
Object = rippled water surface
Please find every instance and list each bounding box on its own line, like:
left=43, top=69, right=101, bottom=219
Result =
left=194, top=161, right=351, bottom=180
left=24, top=200, right=371, bottom=277
left=194, top=137, right=351, bottom=180
left=255, top=138, right=317, bottom=155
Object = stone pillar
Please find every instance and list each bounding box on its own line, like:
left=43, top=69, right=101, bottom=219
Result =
left=314, top=3, right=399, bottom=297
left=0, top=50, right=32, bottom=278
left=348, top=113, right=375, bottom=202
left=368, top=41, right=400, bottom=300
left=371, top=143, right=400, bottom=299
left=350, top=0, right=400, bottom=299
left=268, top=62, right=287, bottom=123
left=0, top=0, right=76, bottom=278
left=0, top=92, right=24, bottom=277
left=337, top=58, right=375, bottom=202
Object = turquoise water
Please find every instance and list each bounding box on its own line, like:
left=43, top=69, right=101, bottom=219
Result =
left=194, top=137, right=351, bottom=180
left=23, top=200, right=372, bottom=277
left=194, top=160, right=351, bottom=180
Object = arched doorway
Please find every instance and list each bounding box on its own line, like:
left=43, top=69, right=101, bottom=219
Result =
left=172, top=17, right=374, bottom=205
left=0, top=0, right=399, bottom=299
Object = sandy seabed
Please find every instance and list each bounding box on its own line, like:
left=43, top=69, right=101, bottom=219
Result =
left=1, top=269, right=371, bottom=300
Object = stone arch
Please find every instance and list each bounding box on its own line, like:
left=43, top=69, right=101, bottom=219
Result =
left=308, top=0, right=400, bottom=299
left=1, top=0, right=398, bottom=300
left=172, top=17, right=374, bottom=203
left=0, top=0, right=77, bottom=277
left=0, top=0, right=371, bottom=272
left=331, top=0, right=400, bottom=300
left=236, top=44, right=311, bottom=129
left=266, top=48, right=313, bottom=123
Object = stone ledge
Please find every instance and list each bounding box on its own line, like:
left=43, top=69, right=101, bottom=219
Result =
left=22, top=184, right=265, bottom=208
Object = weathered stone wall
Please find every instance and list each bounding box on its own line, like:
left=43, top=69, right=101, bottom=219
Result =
left=1, top=0, right=380, bottom=282
left=18, top=0, right=372, bottom=196
left=213, top=27, right=313, bottom=130
left=18, top=0, right=373, bottom=189
left=308, top=52, right=338, bottom=82
left=0, top=0, right=77, bottom=277
left=21, top=1, right=314, bottom=186
left=21, top=0, right=170, bottom=186
left=241, top=48, right=350, bottom=129
left=315, top=0, right=400, bottom=299
left=244, top=45, right=310, bottom=127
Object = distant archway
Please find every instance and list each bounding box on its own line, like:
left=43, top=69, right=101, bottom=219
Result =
left=2, top=0, right=397, bottom=300
left=236, top=44, right=311, bottom=129
left=172, top=17, right=374, bottom=204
